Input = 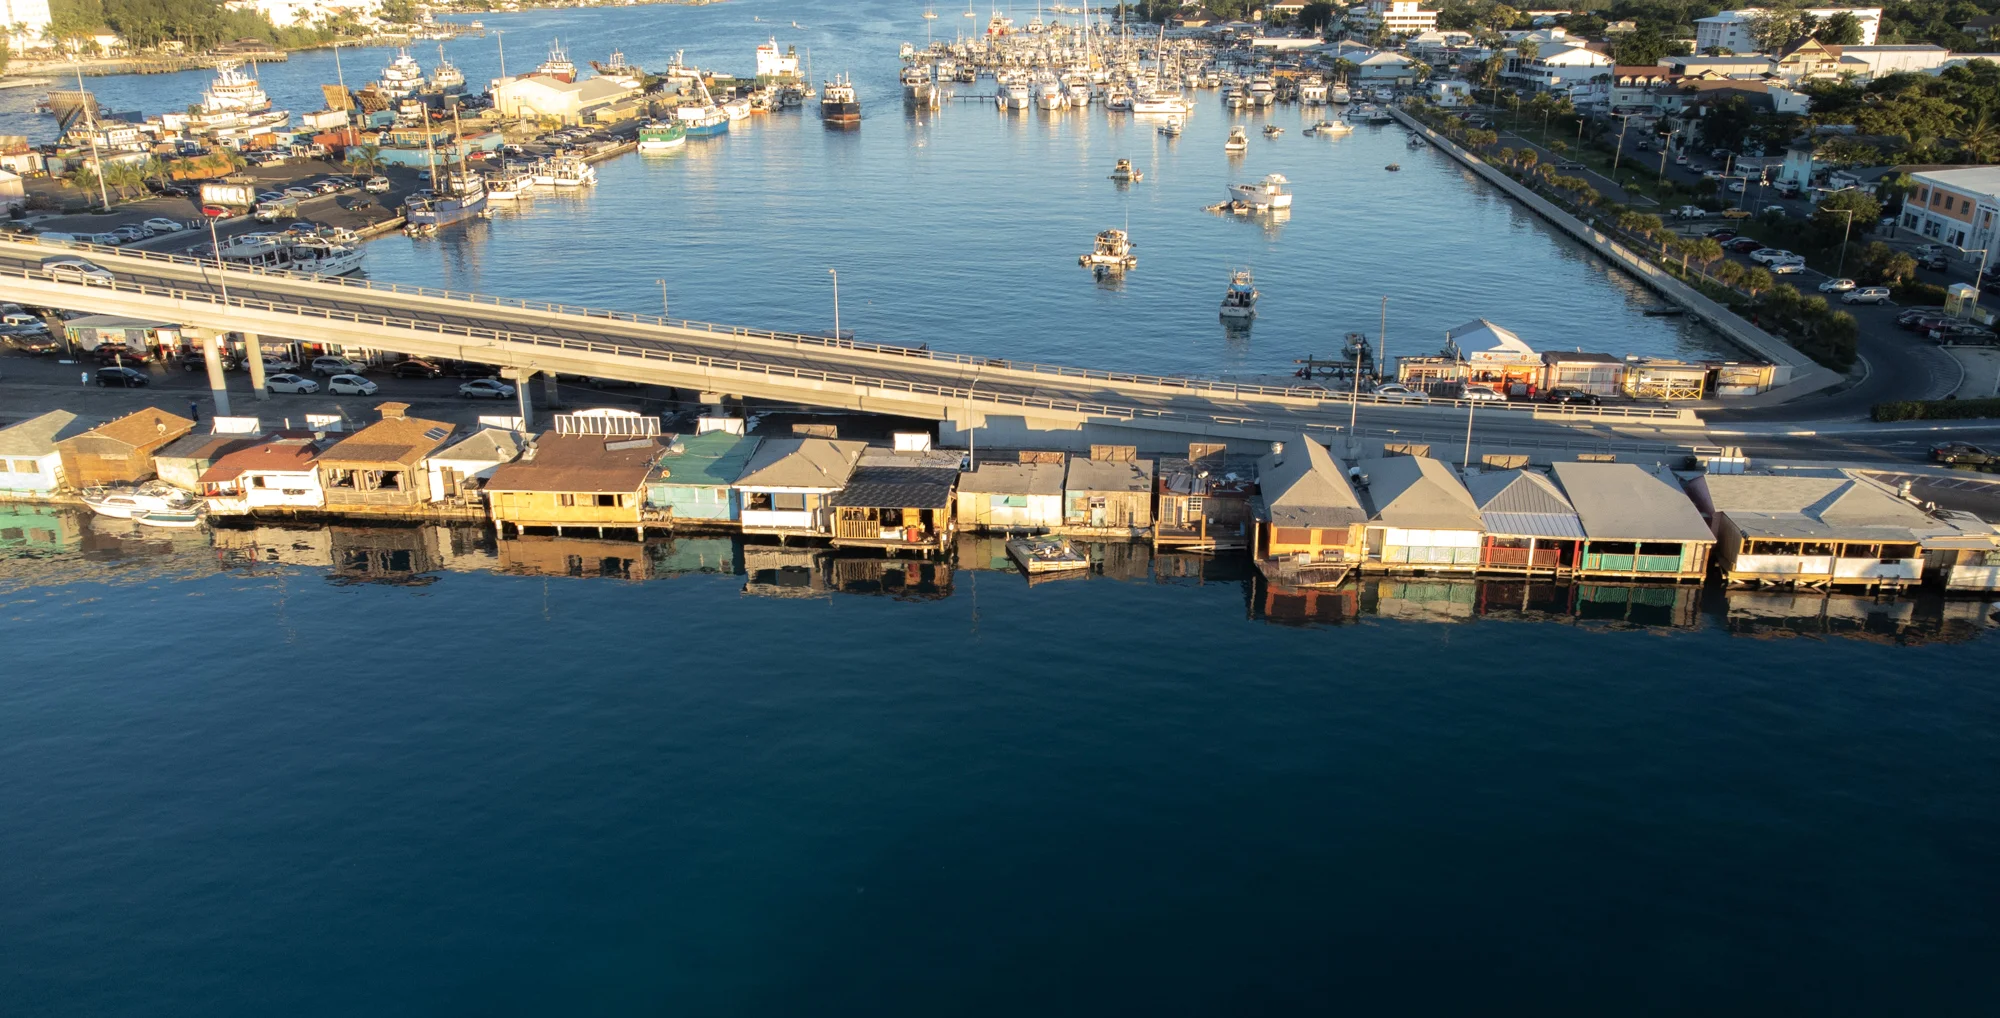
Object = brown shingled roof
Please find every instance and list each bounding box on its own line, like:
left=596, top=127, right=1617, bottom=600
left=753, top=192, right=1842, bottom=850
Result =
left=316, top=413, right=454, bottom=467
left=484, top=433, right=664, bottom=494
left=70, top=407, right=195, bottom=450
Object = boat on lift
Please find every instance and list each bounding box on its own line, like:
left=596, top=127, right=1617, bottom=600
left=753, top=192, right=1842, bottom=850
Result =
left=1078, top=228, right=1136, bottom=271
left=1109, top=158, right=1142, bottom=182
left=1228, top=173, right=1292, bottom=210
left=1224, top=125, right=1247, bottom=153
left=1219, top=270, right=1258, bottom=319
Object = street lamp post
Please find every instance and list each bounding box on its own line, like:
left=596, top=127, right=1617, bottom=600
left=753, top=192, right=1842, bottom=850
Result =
left=1376, top=296, right=1389, bottom=385
left=653, top=278, right=669, bottom=319
left=1609, top=113, right=1634, bottom=182
left=828, top=267, right=840, bottom=340
left=1820, top=205, right=1857, bottom=280
left=206, top=213, right=230, bottom=306
left=1656, top=128, right=1678, bottom=186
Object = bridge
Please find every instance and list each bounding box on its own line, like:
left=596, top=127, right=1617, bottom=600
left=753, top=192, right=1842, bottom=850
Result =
left=0, top=236, right=1704, bottom=457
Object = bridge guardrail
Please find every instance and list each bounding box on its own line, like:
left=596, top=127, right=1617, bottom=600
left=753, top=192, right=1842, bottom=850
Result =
left=5, top=235, right=1696, bottom=423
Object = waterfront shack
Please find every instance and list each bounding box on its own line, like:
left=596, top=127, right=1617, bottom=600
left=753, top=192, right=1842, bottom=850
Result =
left=198, top=436, right=326, bottom=514
left=956, top=456, right=1066, bottom=532
left=1395, top=319, right=1544, bottom=396
left=55, top=408, right=194, bottom=488
left=642, top=430, right=762, bottom=526
left=827, top=448, right=962, bottom=553
left=1352, top=456, right=1485, bottom=572
left=1540, top=351, right=1624, bottom=397
left=315, top=404, right=454, bottom=513
left=0, top=410, right=94, bottom=497
left=426, top=427, right=525, bottom=504
left=733, top=438, right=867, bottom=540
left=1693, top=470, right=1936, bottom=589
left=153, top=433, right=256, bottom=492
left=1917, top=508, right=2000, bottom=593
left=1462, top=468, right=1584, bottom=573
left=484, top=433, right=666, bottom=537
left=1155, top=443, right=1256, bottom=551
left=1550, top=461, right=1713, bottom=581
left=1249, top=437, right=1367, bottom=586
left=1063, top=446, right=1153, bottom=534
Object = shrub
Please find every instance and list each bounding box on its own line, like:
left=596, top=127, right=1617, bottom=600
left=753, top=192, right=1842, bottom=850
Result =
left=1874, top=398, right=2000, bottom=421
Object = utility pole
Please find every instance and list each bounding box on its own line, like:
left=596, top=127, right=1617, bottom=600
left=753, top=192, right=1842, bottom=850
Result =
left=828, top=267, right=841, bottom=340
left=1610, top=113, right=1633, bottom=183
left=1376, top=296, right=1388, bottom=385
left=654, top=278, right=669, bottom=319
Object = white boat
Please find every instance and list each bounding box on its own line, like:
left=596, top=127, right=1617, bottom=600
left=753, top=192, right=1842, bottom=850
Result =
left=1104, top=85, right=1132, bottom=111
left=537, top=156, right=596, bottom=187
left=1078, top=228, right=1136, bottom=270
left=1224, top=125, right=1247, bottom=153
left=1228, top=173, right=1292, bottom=210
left=379, top=47, right=425, bottom=96
left=429, top=45, right=466, bottom=94
left=484, top=167, right=531, bottom=198
left=722, top=96, right=752, bottom=121
left=997, top=76, right=1031, bottom=110
left=134, top=507, right=205, bottom=530
left=81, top=482, right=198, bottom=520
left=1109, top=158, right=1142, bottom=182
left=1008, top=536, right=1089, bottom=574
left=1035, top=76, right=1067, bottom=110
left=1219, top=270, right=1258, bottom=319
left=1305, top=119, right=1352, bottom=136
left=201, top=60, right=270, bottom=114
left=217, top=233, right=365, bottom=276
left=1131, top=88, right=1190, bottom=115
left=1248, top=74, right=1275, bottom=107
left=1330, top=84, right=1352, bottom=104
left=1300, top=77, right=1327, bottom=104
left=1157, top=118, right=1182, bottom=137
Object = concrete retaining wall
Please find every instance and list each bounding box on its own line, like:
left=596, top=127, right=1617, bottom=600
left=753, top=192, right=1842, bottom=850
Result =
left=1394, top=108, right=1843, bottom=398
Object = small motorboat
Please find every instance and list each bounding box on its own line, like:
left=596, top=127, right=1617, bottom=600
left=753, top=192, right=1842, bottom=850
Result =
left=1219, top=269, right=1258, bottom=319
left=1079, top=228, right=1137, bottom=271
left=1109, top=158, right=1143, bottom=182
left=1306, top=119, right=1352, bottom=136
left=1262, top=124, right=1282, bottom=137
left=133, top=508, right=205, bottom=529
left=1385, top=163, right=1401, bottom=171
left=1224, top=125, right=1247, bottom=153
left=1158, top=118, right=1182, bottom=137
left=1007, top=536, right=1090, bottom=574
left=81, top=482, right=199, bottom=520
left=1227, top=172, right=1293, bottom=211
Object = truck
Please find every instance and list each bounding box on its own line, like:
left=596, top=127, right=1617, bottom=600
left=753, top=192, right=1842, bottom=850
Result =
left=199, top=180, right=257, bottom=209
left=253, top=196, right=300, bottom=222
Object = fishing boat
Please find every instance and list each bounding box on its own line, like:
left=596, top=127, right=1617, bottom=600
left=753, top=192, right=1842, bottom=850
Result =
left=675, top=78, right=731, bottom=137
left=428, top=46, right=466, bottom=94
left=1224, top=125, right=1247, bottom=153
left=1219, top=270, right=1258, bottom=319
left=1078, top=228, right=1136, bottom=271
left=591, top=49, right=643, bottom=86
left=484, top=166, right=531, bottom=199
left=379, top=47, right=425, bottom=96
left=638, top=119, right=688, bottom=151
left=538, top=155, right=596, bottom=187
left=821, top=74, right=861, bottom=125
left=535, top=39, right=577, bottom=82
left=1008, top=536, right=1090, bottom=574
left=133, top=507, right=205, bottom=530
left=407, top=169, right=488, bottom=227
left=81, top=482, right=199, bottom=520
left=722, top=95, right=753, bottom=121
left=1109, top=158, right=1142, bottom=182
left=1229, top=173, right=1292, bottom=210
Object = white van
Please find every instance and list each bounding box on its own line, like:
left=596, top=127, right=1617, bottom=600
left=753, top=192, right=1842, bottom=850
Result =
left=1842, top=287, right=1893, bottom=305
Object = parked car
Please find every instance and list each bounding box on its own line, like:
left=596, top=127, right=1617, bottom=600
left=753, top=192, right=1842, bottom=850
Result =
left=1930, top=323, right=1998, bottom=343
left=257, top=191, right=286, bottom=203
left=1841, top=287, right=1892, bottom=305
left=261, top=353, right=299, bottom=372
left=1761, top=204, right=1788, bottom=216
left=1, top=332, right=59, bottom=354
left=1457, top=386, right=1507, bottom=402
left=282, top=186, right=316, bottom=200
left=94, top=366, right=149, bottom=387
left=1897, top=308, right=1941, bottom=326
left=1727, top=180, right=1746, bottom=192
left=326, top=373, right=379, bottom=395
left=141, top=217, right=186, bottom=234
left=310, top=355, right=367, bottom=376
left=110, top=224, right=151, bottom=241
left=1727, top=237, right=1765, bottom=253
left=1902, top=314, right=1954, bottom=333
left=177, top=350, right=240, bottom=372
left=458, top=378, right=517, bottom=399
left=93, top=343, right=145, bottom=364
left=1932, top=442, right=1997, bottom=465
left=1543, top=388, right=1601, bottom=406
left=390, top=358, right=444, bottom=378
left=1818, top=278, right=1858, bottom=293
left=1718, top=208, right=1752, bottom=219
left=311, top=180, right=340, bottom=195
left=1748, top=248, right=1799, bottom=265
left=86, top=232, right=124, bottom=246
left=200, top=204, right=237, bottom=219
left=1, top=311, right=47, bottom=331
left=1769, top=259, right=1807, bottom=274
left=265, top=372, right=321, bottom=394
left=364, top=176, right=391, bottom=193
left=1705, top=228, right=1737, bottom=240
left=1670, top=205, right=1707, bottom=219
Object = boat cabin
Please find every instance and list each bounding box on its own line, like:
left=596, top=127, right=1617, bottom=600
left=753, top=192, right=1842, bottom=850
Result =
left=316, top=403, right=454, bottom=511
left=1550, top=462, right=1713, bottom=581
left=56, top=407, right=195, bottom=488
left=1063, top=445, right=1154, bottom=533
left=957, top=455, right=1066, bottom=532
left=1352, top=455, right=1486, bottom=572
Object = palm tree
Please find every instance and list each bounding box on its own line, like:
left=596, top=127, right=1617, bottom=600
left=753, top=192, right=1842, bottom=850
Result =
left=1687, top=237, right=1725, bottom=280
left=1958, top=112, right=2000, bottom=163
left=1715, top=260, right=1747, bottom=290
left=139, top=156, right=169, bottom=193
left=344, top=143, right=385, bottom=176
left=1745, top=266, right=1774, bottom=298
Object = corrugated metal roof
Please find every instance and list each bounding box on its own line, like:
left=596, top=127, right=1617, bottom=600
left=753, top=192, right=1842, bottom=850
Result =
left=1481, top=511, right=1586, bottom=539
left=1704, top=472, right=1939, bottom=541
left=826, top=465, right=958, bottom=509
left=1551, top=462, right=1713, bottom=541
left=1462, top=469, right=1576, bottom=515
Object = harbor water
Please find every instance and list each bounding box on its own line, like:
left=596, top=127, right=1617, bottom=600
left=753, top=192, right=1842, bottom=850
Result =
left=0, top=0, right=1735, bottom=378
left=1, top=516, right=1998, bottom=1013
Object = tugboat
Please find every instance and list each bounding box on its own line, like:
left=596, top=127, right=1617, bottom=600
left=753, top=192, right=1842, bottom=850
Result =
left=638, top=119, right=688, bottom=151
left=821, top=73, right=861, bottom=125
left=1109, top=158, right=1142, bottom=182
left=1078, top=228, right=1137, bottom=272
left=428, top=45, right=466, bottom=94
left=535, top=39, right=577, bottom=82
left=1219, top=270, right=1258, bottom=319
left=1224, top=125, right=1248, bottom=153
left=1228, top=173, right=1293, bottom=210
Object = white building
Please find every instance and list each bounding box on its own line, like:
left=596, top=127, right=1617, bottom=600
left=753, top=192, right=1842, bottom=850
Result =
left=491, top=74, right=641, bottom=125
left=0, top=410, right=91, bottom=497
left=1505, top=43, right=1615, bottom=93
left=0, top=0, right=52, bottom=50
left=223, top=0, right=383, bottom=27
left=1899, top=165, right=2000, bottom=257
left=198, top=438, right=327, bottom=514
left=1350, top=0, right=1437, bottom=37
left=1833, top=44, right=1953, bottom=79
left=427, top=427, right=523, bottom=503
left=1694, top=8, right=1881, bottom=54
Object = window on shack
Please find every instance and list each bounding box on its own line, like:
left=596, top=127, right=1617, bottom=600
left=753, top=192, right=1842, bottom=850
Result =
left=772, top=492, right=806, bottom=512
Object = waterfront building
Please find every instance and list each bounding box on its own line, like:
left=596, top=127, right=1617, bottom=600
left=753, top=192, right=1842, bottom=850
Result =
left=198, top=437, right=326, bottom=514
left=1350, top=0, right=1439, bottom=37
left=316, top=404, right=455, bottom=513
left=1551, top=462, right=1714, bottom=581
left=1898, top=166, right=2000, bottom=254
left=426, top=427, right=525, bottom=505
left=1155, top=444, right=1257, bottom=552
left=1249, top=437, right=1367, bottom=586
left=153, top=433, right=257, bottom=492
left=642, top=430, right=763, bottom=525
left=1691, top=470, right=1936, bottom=589
left=1918, top=510, right=2000, bottom=592
left=1693, top=8, right=1881, bottom=53
left=1396, top=318, right=1545, bottom=397
left=1464, top=468, right=1584, bottom=573
left=1063, top=448, right=1154, bottom=533
left=1541, top=351, right=1625, bottom=397
left=1353, top=456, right=1485, bottom=573
left=956, top=457, right=1066, bottom=533
left=490, top=74, right=641, bottom=126
left=62, top=315, right=184, bottom=359
left=733, top=438, right=867, bottom=539
left=0, top=410, right=93, bottom=497
left=485, top=432, right=666, bottom=536
left=56, top=408, right=194, bottom=488
left=828, top=448, right=962, bottom=553
left=1503, top=44, right=1615, bottom=95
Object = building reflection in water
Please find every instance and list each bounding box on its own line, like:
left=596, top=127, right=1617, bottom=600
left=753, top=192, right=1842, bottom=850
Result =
left=0, top=510, right=1993, bottom=643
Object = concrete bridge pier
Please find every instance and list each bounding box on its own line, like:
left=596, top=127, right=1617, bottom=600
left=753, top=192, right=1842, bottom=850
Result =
left=543, top=370, right=560, bottom=411
left=504, top=367, right=536, bottom=429
left=242, top=331, right=268, bottom=400
left=201, top=329, right=232, bottom=417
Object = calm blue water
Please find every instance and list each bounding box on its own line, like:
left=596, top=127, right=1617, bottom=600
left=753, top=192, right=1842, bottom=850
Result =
left=0, top=0, right=1733, bottom=376
left=1, top=518, right=1998, bottom=1014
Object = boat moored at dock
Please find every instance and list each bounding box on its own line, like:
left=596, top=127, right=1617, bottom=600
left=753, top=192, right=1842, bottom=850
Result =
left=638, top=119, right=688, bottom=151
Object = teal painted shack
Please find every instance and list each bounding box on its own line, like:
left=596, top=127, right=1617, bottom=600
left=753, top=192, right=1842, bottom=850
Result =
left=644, top=431, right=762, bottom=524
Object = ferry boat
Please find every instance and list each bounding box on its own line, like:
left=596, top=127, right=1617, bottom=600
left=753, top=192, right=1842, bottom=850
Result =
left=1078, top=228, right=1136, bottom=271
left=1219, top=270, right=1258, bottom=319
left=379, top=48, right=425, bottom=96
left=821, top=74, right=861, bottom=125
left=81, top=482, right=198, bottom=520
left=202, top=60, right=270, bottom=114
left=675, top=78, right=731, bottom=136
left=536, top=40, right=577, bottom=83
left=428, top=46, right=466, bottom=94
left=1228, top=173, right=1292, bottom=210
left=1224, top=125, right=1247, bottom=153
left=406, top=170, right=489, bottom=228
left=1109, top=158, right=1141, bottom=182
left=638, top=119, right=687, bottom=151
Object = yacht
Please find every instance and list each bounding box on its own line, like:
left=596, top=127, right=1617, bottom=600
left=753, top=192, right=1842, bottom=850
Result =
left=1078, top=228, right=1136, bottom=271
left=1064, top=71, right=1092, bottom=105
left=217, top=233, right=366, bottom=276
left=638, top=119, right=688, bottom=151
left=81, top=481, right=198, bottom=520
left=1300, top=77, right=1327, bottom=104
left=429, top=46, right=466, bottom=94
left=536, top=40, right=577, bottom=82
left=821, top=74, right=861, bottom=125
left=1223, top=83, right=1246, bottom=109
left=1224, top=125, right=1247, bottom=153
left=201, top=60, right=270, bottom=113
left=1035, top=76, right=1067, bottom=110
left=1329, top=83, right=1352, bottom=104
left=1228, top=173, right=1292, bottom=210
left=1219, top=270, right=1258, bottom=319
left=1102, top=84, right=1131, bottom=111
left=379, top=47, right=425, bottom=96
left=1131, top=88, right=1190, bottom=115
left=997, top=74, right=1031, bottom=110
left=1248, top=74, right=1275, bottom=107
left=1109, top=158, right=1141, bottom=182
left=1305, top=119, right=1352, bottom=136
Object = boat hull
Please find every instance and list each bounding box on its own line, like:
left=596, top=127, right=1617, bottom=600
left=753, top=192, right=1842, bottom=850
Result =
left=684, top=116, right=730, bottom=137
left=407, top=191, right=489, bottom=227
left=821, top=100, right=861, bottom=124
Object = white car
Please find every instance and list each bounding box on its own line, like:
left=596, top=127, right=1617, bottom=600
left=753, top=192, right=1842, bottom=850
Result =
left=1818, top=278, right=1858, bottom=293
left=364, top=176, right=391, bottom=193
left=311, top=355, right=366, bottom=376
left=260, top=353, right=299, bottom=372
left=326, top=373, right=379, bottom=395
left=1842, top=287, right=1893, bottom=305
left=1727, top=180, right=1746, bottom=192
left=1769, top=259, right=1807, bottom=274
left=458, top=378, right=516, bottom=399
left=1370, top=383, right=1430, bottom=402
left=141, top=217, right=186, bottom=234
left=1671, top=205, right=1707, bottom=219
left=43, top=259, right=114, bottom=285
left=1749, top=248, right=1799, bottom=265
left=87, top=232, right=124, bottom=246
left=1459, top=387, right=1508, bottom=402
left=266, top=372, right=321, bottom=394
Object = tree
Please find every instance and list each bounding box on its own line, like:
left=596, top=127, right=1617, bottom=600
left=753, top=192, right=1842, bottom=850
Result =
left=1749, top=9, right=1810, bottom=53
left=1745, top=266, right=1775, bottom=297
left=344, top=142, right=384, bottom=175
left=1715, top=260, right=1748, bottom=289
left=1959, top=112, right=2000, bottom=162
left=1686, top=237, right=1725, bottom=280
left=1298, top=2, right=1335, bottom=32
left=1816, top=11, right=1864, bottom=46
left=1612, top=25, right=1678, bottom=66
